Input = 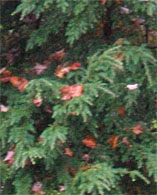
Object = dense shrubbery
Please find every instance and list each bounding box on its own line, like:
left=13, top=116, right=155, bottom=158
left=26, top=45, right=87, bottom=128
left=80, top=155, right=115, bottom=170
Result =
left=0, top=0, right=157, bottom=194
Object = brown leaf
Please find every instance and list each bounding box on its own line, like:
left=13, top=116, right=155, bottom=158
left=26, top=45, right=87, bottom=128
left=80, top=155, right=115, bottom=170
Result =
left=49, top=49, right=65, bottom=61
left=79, top=165, right=91, bottom=171
left=4, top=150, right=15, bottom=166
left=66, top=166, right=76, bottom=177
left=55, top=67, right=70, bottom=78
left=0, top=104, right=9, bottom=112
left=107, top=136, right=119, bottom=149
left=64, top=148, right=73, bottom=157
left=132, top=124, right=143, bottom=135
left=32, top=63, right=48, bottom=75
left=82, top=135, right=96, bottom=148
left=117, top=107, right=125, bottom=117
left=32, top=182, right=44, bottom=194
left=60, top=84, right=83, bottom=100
left=0, top=68, right=12, bottom=82
left=10, top=76, right=28, bottom=92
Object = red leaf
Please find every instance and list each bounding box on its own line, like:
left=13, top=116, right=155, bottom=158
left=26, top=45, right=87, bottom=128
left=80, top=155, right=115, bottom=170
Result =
left=107, top=136, right=119, bottom=149
left=60, top=84, right=83, bottom=100
left=132, top=124, right=143, bottom=135
left=32, top=182, right=44, bottom=194
left=64, top=148, right=73, bottom=157
left=10, top=76, right=28, bottom=92
left=82, top=135, right=96, bottom=148
left=0, top=104, right=9, bottom=112
left=69, top=62, right=81, bottom=70
left=4, top=150, right=15, bottom=165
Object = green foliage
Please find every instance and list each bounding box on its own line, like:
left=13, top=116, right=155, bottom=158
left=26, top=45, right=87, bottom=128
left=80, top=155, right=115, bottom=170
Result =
left=1, top=0, right=157, bottom=194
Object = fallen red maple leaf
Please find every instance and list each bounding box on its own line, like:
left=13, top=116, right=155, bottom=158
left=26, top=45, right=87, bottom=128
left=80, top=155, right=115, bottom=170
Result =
left=4, top=150, right=15, bottom=166
left=0, top=104, right=9, bottom=112
left=68, top=62, right=81, bottom=70
left=60, top=84, right=83, bottom=100
left=32, top=98, right=43, bottom=107
left=32, top=63, right=48, bottom=75
left=107, top=136, right=119, bottom=149
left=10, top=76, right=28, bottom=92
left=132, top=124, right=143, bottom=135
left=31, top=182, right=44, bottom=194
left=64, top=148, right=73, bottom=157
left=82, top=135, right=96, bottom=148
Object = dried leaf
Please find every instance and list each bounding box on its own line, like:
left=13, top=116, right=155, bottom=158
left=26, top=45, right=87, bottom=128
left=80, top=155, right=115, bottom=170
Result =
left=32, top=63, right=47, bottom=75
left=64, top=148, right=73, bottom=157
left=126, top=84, right=138, bottom=90
left=4, top=150, right=15, bottom=165
left=32, top=98, right=43, bottom=107
left=82, top=154, right=90, bottom=162
left=132, top=124, right=143, bottom=135
left=120, top=7, right=130, bottom=14
left=50, top=49, right=65, bottom=61
left=10, top=76, right=28, bottom=92
left=82, top=135, right=96, bottom=148
left=0, top=104, right=9, bottom=112
left=122, top=137, right=132, bottom=147
left=66, top=166, right=76, bottom=177
left=69, top=62, right=81, bottom=70
left=107, top=136, right=119, bottom=149
left=55, top=67, right=70, bottom=78
left=101, top=0, right=107, bottom=5
left=117, top=107, right=125, bottom=117
left=60, top=84, right=83, bottom=100
left=32, top=182, right=44, bottom=194
left=59, top=186, right=67, bottom=192
left=79, top=165, right=91, bottom=171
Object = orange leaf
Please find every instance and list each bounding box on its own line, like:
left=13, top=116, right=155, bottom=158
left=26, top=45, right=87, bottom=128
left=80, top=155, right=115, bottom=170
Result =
left=55, top=67, right=70, bottom=78
left=64, top=148, right=73, bottom=157
left=60, top=84, right=83, bottom=100
left=132, top=124, right=143, bottom=135
left=32, top=98, right=43, bottom=107
left=79, top=165, right=91, bottom=171
left=10, top=76, right=28, bottom=92
left=107, top=136, right=119, bottom=149
left=82, top=135, right=96, bottom=148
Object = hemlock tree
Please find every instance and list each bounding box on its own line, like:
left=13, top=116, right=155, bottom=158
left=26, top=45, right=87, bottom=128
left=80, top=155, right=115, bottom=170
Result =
left=0, top=0, right=157, bottom=194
